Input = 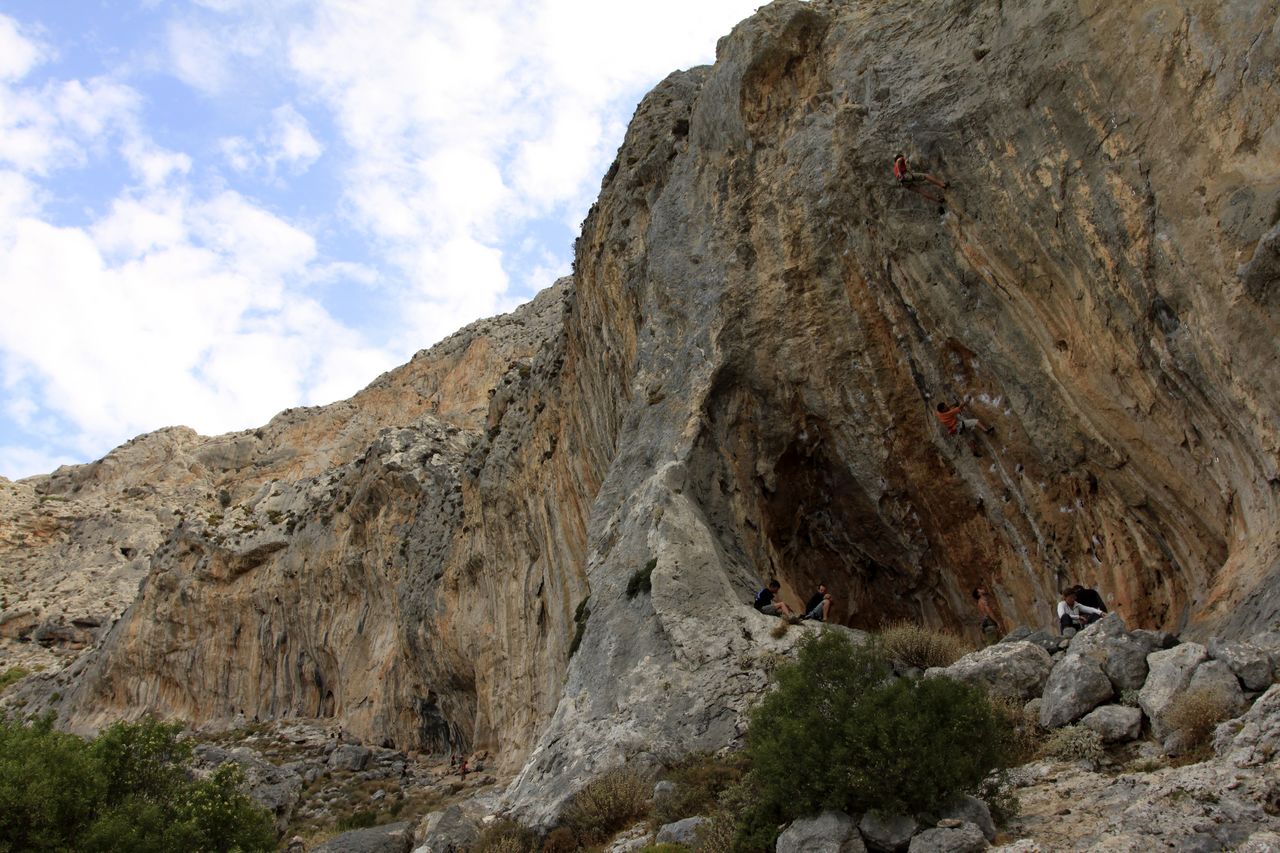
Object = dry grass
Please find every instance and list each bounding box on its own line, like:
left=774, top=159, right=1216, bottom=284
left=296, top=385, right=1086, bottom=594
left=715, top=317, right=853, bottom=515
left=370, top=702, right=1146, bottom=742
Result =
left=876, top=622, right=971, bottom=669
left=561, top=766, right=653, bottom=844
left=990, top=695, right=1045, bottom=764
left=1043, top=725, right=1105, bottom=764
left=474, top=819, right=539, bottom=853
left=769, top=622, right=789, bottom=640
left=1165, top=687, right=1237, bottom=759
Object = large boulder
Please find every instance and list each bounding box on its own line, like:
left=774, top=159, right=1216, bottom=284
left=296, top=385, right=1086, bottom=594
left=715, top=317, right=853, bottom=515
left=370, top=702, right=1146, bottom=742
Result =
left=1207, top=637, right=1275, bottom=691
left=412, top=806, right=480, bottom=853
left=328, top=744, right=372, bottom=772
left=1140, top=643, right=1209, bottom=739
left=907, top=822, right=987, bottom=853
left=1039, top=654, right=1114, bottom=728
left=938, top=796, right=995, bottom=842
left=1101, top=636, right=1154, bottom=693
left=924, top=642, right=1053, bottom=702
left=859, top=812, right=919, bottom=852
left=315, top=821, right=413, bottom=853
left=1250, top=631, right=1280, bottom=672
left=777, top=812, right=866, bottom=853
left=1189, top=660, right=1247, bottom=716
left=657, top=817, right=709, bottom=847
left=1078, top=704, right=1143, bottom=743
left=1063, top=614, right=1127, bottom=660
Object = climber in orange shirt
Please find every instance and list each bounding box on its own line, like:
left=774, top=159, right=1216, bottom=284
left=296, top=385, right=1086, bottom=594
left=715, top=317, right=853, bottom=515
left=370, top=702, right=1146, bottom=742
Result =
left=893, top=153, right=947, bottom=202
left=935, top=400, right=993, bottom=435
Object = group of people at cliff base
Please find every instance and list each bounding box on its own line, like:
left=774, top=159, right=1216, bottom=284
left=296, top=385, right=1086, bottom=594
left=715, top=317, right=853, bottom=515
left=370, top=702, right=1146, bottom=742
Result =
left=753, top=579, right=832, bottom=623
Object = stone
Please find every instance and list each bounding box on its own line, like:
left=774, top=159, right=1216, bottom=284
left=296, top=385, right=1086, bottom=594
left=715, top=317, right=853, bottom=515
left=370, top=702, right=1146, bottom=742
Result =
left=329, top=744, right=372, bottom=772
left=1207, top=637, right=1275, bottom=691
left=1237, top=831, right=1280, bottom=852
left=1250, top=631, right=1280, bottom=672
left=858, top=812, right=919, bottom=852
left=653, top=780, right=677, bottom=798
left=1213, top=683, right=1280, bottom=768
left=657, top=816, right=709, bottom=847
left=776, top=812, right=865, bottom=853
left=314, top=821, right=413, bottom=853
left=412, top=806, right=480, bottom=853
left=1140, top=643, right=1209, bottom=739
left=1078, top=704, right=1143, bottom=743
left=939, top=795, right=996, bottom=842
left=1039, top=654, right=1114, bottom=728
left=1130, top=630, right=1179, bottom=651
left=1061, top=613, right=1127, bottom=660
left=1100, top=636, right=1151, bottom=693
left=1189, top=660, right=1247, bottom=716
left=925, top=642, right=1053, bottom=702
left=907, top=822, right=987, bottom=853
left=604, top=823, right=652, bottom=853
left=193, top=744, right=303, bottom=834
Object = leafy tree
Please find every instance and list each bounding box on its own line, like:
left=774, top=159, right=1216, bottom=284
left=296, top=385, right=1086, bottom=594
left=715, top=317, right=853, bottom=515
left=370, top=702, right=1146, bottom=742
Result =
left=0, top=714, right=275, bottom=853
left=740, top=631, right=1010, bottom=849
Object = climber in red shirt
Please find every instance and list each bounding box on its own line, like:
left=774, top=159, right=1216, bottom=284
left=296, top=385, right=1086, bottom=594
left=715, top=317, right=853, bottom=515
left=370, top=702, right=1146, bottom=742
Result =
left=893, top=153, right=947, bottom=202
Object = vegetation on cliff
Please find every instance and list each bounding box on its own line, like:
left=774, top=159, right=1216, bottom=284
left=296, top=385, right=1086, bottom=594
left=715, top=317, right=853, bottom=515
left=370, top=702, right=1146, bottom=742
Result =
left=0, top=714, right=275, bottom=852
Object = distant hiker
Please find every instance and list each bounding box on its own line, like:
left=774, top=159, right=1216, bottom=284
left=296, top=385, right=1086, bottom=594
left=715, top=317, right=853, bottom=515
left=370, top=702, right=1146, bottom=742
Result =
left=802, top=583, right=832, bottom=622
left=893, top=153, right=947, bottom=202
left=1071, top=584, right=1108, bottom=613
left=459, top=757, right=470, bottom=781
left=1057, top=587, right=1104, bottom=634
left=754, top=579, right=795, bottom=618
left=934, top=400, right=994, bottom=435
left=972, top=584, right=1002, bottom=644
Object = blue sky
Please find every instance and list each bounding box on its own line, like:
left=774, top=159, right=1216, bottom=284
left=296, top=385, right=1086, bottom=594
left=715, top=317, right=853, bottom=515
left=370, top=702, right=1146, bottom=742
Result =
left=0, top=0, right=761, bottom=479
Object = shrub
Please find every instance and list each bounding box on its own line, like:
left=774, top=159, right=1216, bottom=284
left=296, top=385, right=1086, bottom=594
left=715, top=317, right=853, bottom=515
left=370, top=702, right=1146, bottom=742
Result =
left=561, top=766, right=652, bottom=843
left=541, top=826, right=578, bottom=853
left=337, top=810, right=378, bottom=831
left=0, top=667, right=30, bottom=692
left=627, top=559, right=658, bottom=599
left=1042, top=725, right=1105, bottom=764
left=474, top=819, right=539, bottom=853
left=1165, top=687, right=1237, bottom=757
left=694, top=815, right=736, bottom=853
left=652, top=752, right=745, bottom=826
left=0, top=713, right=275, bottom=853
left=568, top=597, right=591, bottom=658
left=768, top=622, right=788, bottom=640
left=741, top=632, right=1010, bottom=845
left=876, top=622, right=970, bottom=669
left=989, top=695, right=1044, bottom=764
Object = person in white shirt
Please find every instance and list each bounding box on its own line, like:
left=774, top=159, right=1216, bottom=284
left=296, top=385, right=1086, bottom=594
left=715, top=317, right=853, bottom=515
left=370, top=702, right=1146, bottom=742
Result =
left=1057, top=588, right=1104, bottom=634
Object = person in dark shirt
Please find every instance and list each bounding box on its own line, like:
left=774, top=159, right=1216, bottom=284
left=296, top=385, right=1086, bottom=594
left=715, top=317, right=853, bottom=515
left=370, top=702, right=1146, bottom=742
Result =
left=1071, top=584, right=1108, bottom=613
left=753, top=579, right=794, bottom=618
left=802, top=583, right=831, bottom=622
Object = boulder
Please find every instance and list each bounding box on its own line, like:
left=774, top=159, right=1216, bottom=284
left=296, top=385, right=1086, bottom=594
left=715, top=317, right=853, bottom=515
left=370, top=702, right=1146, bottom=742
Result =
left=1214, top=683, right=1280, bottom=768
left=1140, top=643, right=1209, bottom=739
left=939, top=795, right=995, bottom=842
left=1101, top=636, right=1152, bottom=693
left=1130, top=629, right=1179, bottom=651
left=329, top=744, right=372, bottom=771
left=412, top=805, right=480, bottom=853
left=315, top=821, right=413, bottom=853
left=1078, top=704, right=1143, bottom=743
left=907, top=821, right=987, bottom=853
left=776, top=811, right=865, bottom=853
left=604, top=824, right=652, bottom=853
left=657, top=816, right=709, bottom=847
left=924, top=642, right=1053, bottom=702
left=193, top=744, right=303, bottom=834
left=1189, top=660, right=1247, bottom=717
left=1063, top=614, right=1127, bottom=659
left=1039, top=654, right=1114, bottom=728
left=859, top=812, right=919, bottom=852
left=1249, top=631, right=1280, bottom=671
left=1206, top=637, right=1274, bottom=691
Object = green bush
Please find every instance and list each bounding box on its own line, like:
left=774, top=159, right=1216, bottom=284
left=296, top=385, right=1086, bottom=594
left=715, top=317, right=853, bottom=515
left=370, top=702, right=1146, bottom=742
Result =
left=0, top=714, right=275, bottom=853
left=337, top=809, right=378, bottom=831
left=740, top=632, right=1010, bottom=846
left=0, top=667, right=30, bottom=692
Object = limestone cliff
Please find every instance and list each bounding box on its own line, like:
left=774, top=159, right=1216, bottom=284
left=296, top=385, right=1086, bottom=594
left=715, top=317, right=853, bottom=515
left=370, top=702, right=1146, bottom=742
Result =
left=2, top=0, right=1278, bottom=824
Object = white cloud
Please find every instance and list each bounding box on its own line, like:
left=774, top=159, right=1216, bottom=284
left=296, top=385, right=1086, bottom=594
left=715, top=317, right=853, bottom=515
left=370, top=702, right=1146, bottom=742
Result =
left=0, top=14, right=47, bottom=81
left=219, top=104, right=323, bottom=179
left=166, top=19, right=232, bottom=94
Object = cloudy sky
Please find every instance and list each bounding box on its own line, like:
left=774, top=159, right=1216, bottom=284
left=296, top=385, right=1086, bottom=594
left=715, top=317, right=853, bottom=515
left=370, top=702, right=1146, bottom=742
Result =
left=0, top=1, right=761, bottom=479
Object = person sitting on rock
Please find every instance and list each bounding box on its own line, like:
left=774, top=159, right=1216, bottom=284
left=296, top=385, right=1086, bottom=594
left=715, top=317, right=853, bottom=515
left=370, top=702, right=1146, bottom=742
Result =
left=893, top=153, right=947, bottom=202
left=1057, top=587, right=1104, bottom=634
left=753, top=579, right=795, bottom=619
left=1071, top=583, right=1108, bottom=613
left=973, top=584, right=1003, bottom=644
left=802, top=583, right=832, bottom=622
left=934, top=400, right=994, bottom=435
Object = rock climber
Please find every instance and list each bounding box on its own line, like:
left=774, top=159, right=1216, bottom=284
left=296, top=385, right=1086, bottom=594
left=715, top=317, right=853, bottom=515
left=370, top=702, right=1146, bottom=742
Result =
left=1057, top=587, right=1104, bottom=634
left=893, top=153, right=947, bottom=202
left=972, top=584, right=1003, bottom=645
left=934, top=400, right=994, bottom=436
left=1071, top=583, right=1108, bottom=613
left=802, top=582, right=832, bottom=622
left=754, top=578, right=796, bottom=619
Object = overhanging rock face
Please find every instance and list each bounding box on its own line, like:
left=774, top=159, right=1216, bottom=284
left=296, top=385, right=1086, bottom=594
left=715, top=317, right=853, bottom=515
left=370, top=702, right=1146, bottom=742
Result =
left=3, top=0, right=1277, bottom=826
